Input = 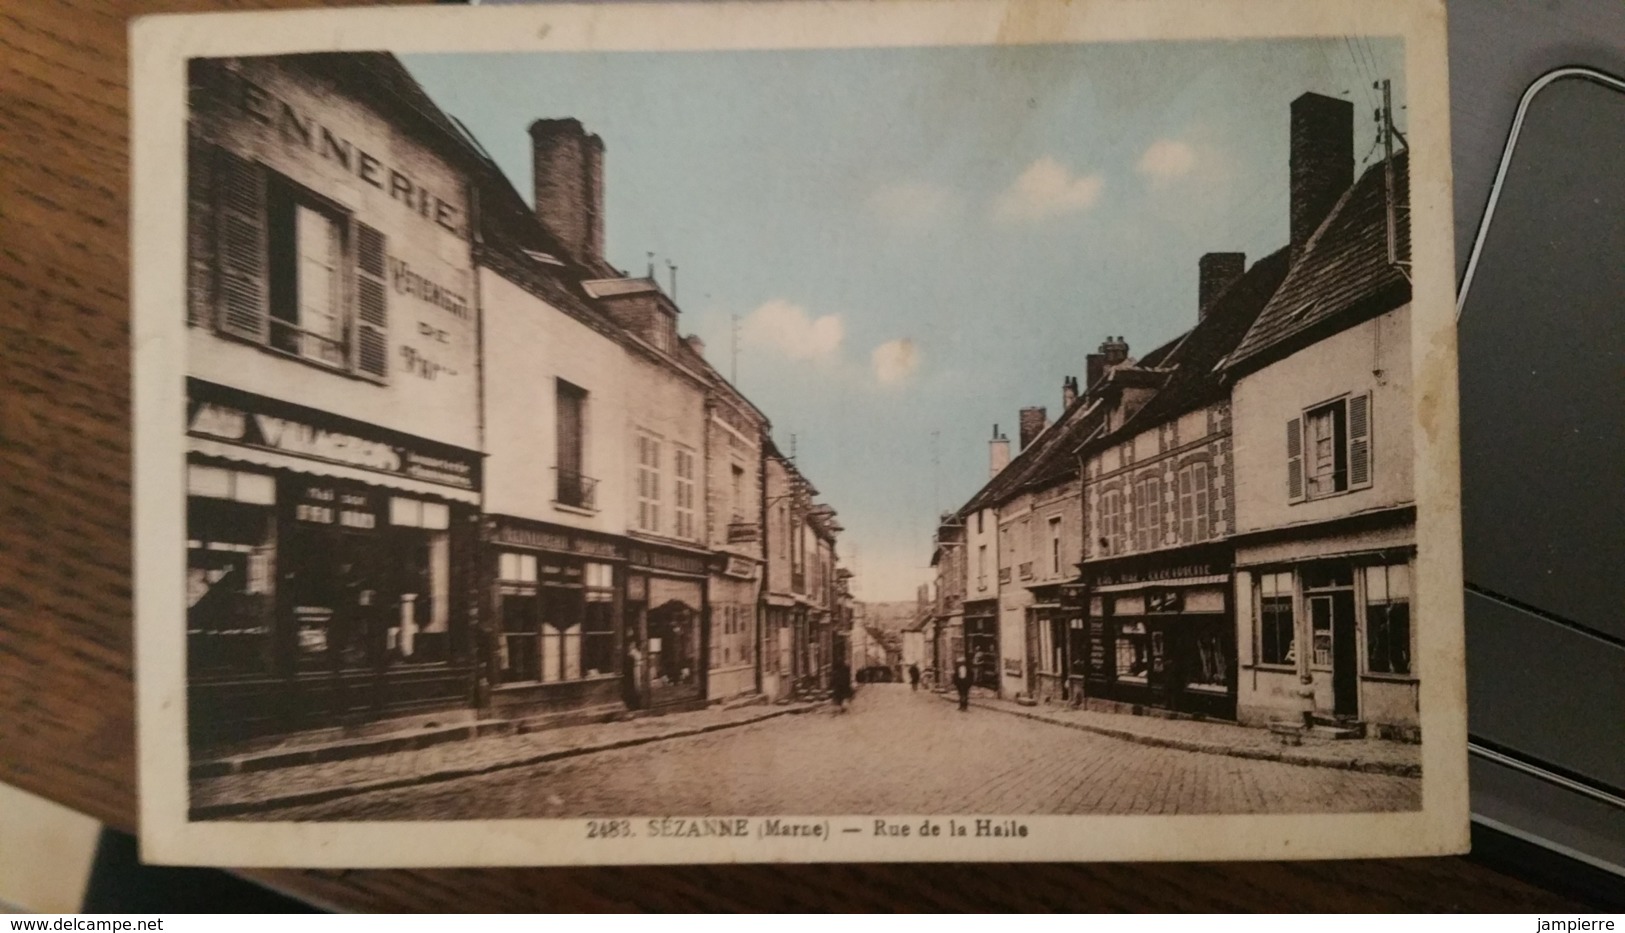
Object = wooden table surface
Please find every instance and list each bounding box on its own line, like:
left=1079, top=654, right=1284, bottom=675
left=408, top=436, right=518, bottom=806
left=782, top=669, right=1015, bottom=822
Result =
left=0, top=0, right=1590, bottom=912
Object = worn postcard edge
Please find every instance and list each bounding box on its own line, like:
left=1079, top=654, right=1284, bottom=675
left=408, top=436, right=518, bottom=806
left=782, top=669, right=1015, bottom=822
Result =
left=131, top=0, right=1466, bottom=867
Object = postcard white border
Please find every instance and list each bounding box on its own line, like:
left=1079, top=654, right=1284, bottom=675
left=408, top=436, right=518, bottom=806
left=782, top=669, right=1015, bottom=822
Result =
left=132, top=0, right=1465, bottom=867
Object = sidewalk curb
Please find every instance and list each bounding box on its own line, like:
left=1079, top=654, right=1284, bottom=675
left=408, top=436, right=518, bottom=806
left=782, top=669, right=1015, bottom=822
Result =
left=946, top=695, right=1421, bottom=778
left=190, top=704, right=818, bottom=820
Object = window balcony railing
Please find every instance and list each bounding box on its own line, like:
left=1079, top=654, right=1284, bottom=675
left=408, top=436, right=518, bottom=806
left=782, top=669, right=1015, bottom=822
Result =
left=554, top=468, right=599, bottom=511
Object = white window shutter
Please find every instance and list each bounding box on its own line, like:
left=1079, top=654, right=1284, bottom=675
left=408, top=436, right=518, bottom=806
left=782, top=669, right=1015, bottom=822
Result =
left=215, top=150, right=268, bottom=342
left=1348, top=392, right=1372, bottom=489
left=354, top=222, right=389, bottom=378
left=1286, top=417, right=1304, bottom=502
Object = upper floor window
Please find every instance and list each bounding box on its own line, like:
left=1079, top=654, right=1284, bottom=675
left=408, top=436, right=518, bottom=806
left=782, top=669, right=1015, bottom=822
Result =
left=674, top=448, right=697, bottom=539
left=730, top=464, right=746, bottom=521
left=1177, top=461, right=1210, bottom=543
left=977, top=544, right=988, bottom=589
left=211, top=150, right=388, bottom=380
left=1133, top=475, right=1162, bottom=551
left=555, top=380, right=594, bottom=510
left=636, top=433, right=661, bottom=533
left=1099, top=489, right=1124, bottom=555
left=1287, top=394, right=1371, bottom=502
left=1049, top=516, right=1063, bottom=575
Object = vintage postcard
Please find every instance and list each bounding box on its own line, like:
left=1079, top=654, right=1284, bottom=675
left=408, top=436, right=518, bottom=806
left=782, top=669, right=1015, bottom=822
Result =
left=130, top=0, right=1466, bottom=866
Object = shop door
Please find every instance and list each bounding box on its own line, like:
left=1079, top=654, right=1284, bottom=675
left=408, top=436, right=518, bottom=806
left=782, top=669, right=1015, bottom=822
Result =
left=1330, top=591, right=1359, bottom=717
left=1309, top=592, right=1360, bottom=717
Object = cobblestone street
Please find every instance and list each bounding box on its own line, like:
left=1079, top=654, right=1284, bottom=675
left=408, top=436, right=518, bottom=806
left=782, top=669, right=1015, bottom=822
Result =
left=245, top=685, right=1420, bottom=820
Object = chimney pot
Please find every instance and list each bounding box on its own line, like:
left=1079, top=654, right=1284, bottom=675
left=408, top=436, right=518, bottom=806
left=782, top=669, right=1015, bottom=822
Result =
left=989, top=426, right=1011, bottom=478
left=1099, top=336, right=1131, bottom=367
left=1198, top=252, right=1247, bottom=318
left=1062, top=375, right=1079, bottom=409
left=1289, top=93, right=1355, bottom=255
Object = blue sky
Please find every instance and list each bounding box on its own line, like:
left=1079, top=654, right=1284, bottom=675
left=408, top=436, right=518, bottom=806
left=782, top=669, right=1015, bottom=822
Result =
left=401, top=37, right=1405, bottom=601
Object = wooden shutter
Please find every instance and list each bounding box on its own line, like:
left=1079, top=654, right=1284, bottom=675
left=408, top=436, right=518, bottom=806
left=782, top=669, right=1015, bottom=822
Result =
left=354, top=222, right=389, bottom=378
left=215, top=150, right=268, bottom=341
left=1286, top=417, right=1304, bottom=502
left=1348, top=393, right=1372, bottom=489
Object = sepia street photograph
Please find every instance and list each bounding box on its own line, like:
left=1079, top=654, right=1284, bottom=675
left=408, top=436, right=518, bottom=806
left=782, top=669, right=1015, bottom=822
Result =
left=164, top=18, right=1438, bottom=833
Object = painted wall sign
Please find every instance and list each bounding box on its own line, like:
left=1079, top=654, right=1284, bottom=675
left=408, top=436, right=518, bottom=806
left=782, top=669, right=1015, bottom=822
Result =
left=1091, top=559, right=1228, bottom=588
left=187, top=393, right=476, bottom=490
left=492, top=524, right=624, bottom=561
left=723, top=555, right=758, bottom=580
left=221, top=69, right=463, bottom=237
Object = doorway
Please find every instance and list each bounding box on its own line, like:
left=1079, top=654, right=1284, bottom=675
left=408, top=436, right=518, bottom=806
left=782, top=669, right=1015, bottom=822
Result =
left=1308, top=590, right=1359, bottom=717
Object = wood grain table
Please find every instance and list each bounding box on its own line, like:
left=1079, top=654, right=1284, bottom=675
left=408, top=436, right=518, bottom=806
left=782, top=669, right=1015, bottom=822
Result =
left=0, top=0, right=1590, bottom=912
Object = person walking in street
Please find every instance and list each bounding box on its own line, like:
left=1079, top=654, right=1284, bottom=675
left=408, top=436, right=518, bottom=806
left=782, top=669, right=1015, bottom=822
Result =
left=908, top=663, right=921, bottom=692
left=831, top=658, right=854, bottom=713
left=952, top=660, right=972, bottom=712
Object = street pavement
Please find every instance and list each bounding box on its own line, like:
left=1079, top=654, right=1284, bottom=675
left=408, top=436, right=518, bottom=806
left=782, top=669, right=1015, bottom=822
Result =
left=245, top=684, right=1421, bottom=820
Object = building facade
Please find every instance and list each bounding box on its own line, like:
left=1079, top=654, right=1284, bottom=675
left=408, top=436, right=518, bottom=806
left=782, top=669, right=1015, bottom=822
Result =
left=183, top=54, right=486, bottom=748
left=1223, top=99, right=1416, bottom=738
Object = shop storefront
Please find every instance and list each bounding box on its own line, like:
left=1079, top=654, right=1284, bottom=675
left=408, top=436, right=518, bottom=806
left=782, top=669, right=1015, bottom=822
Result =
left=484, top=518, right=624, bottom=719
left=1079, top=545, right=1236, bottom=720
left=626, top=543, right=709, bottom=710
left=963, top=602, right=999, bottom=691
left=708, top=554, right=762, bottom=700
left=1234, top=514, right=1418, bottom=739
left=1026, top=584, right=1086, bottom=703
left=185, top=380, right=481, bottom=748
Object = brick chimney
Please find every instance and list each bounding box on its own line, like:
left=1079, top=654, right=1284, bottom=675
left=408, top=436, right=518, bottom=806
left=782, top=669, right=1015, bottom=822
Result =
left=1019, top=407, right=1048, bottom=451
left=1289, top=93, right=1354, bottom=256
left=684, top=334, right=706, bottom=358
left=1085, top=353, right=1106, bottom=394
left=1100, top=336, right=1130, bottom=367
left=529, top=118, right=605, bottom=268
left=1199, top=252, right=1246, bottom=318
left=989, top=425, right=1010, bottom=478
left=1062, top=375, right=1078, bottom=409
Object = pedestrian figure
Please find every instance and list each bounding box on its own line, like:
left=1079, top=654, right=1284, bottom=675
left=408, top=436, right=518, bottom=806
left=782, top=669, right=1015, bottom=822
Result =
left=952, top=661, right=972, bottom=712
left=908, top=663, right=921, bottom=692
left=831, top=659, right=854, bottom=713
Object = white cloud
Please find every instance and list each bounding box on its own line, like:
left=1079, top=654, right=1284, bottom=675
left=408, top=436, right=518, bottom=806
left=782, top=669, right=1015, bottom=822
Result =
left=993, top=156, right=1104, bottom=223
left=868, top=182, right=958, bottom=233
left=740, top=299, right=844, bottom=362
left=1137, top=139, right=1197, bottom=185
left=871, top=338, right=920, bottom=386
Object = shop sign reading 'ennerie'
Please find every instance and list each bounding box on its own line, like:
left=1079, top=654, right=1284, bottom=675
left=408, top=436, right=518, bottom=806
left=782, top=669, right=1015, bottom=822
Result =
left=188, top=396, right=475, bottom=490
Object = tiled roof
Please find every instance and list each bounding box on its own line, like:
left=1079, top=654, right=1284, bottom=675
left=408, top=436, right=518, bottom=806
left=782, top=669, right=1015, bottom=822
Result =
left=1225, top=151, right=1411, bottom=372
left=1088, top=245, right=1292, bottom=450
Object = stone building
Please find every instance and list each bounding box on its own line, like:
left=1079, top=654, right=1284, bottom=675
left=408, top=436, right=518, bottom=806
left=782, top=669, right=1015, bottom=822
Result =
left=1074, top=249, right=1290, bottom=720
left=182, top=54, right=487, bottom=748
left=1223, top=94, right=1417, bottom=739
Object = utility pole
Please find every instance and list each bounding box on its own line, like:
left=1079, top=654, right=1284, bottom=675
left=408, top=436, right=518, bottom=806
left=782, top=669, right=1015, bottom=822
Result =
left=1377, top=78, right=1410, bottom=280
left=667, top=260, right=678, bottom=302
left=931, top=430, right=941, bottom=520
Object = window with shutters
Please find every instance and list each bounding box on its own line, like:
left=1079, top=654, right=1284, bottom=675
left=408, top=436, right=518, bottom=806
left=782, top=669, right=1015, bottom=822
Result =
left=1099, top=489, right=1124, bottom=555
left=636, top=433, right=661, bottom=534
left=1289, top=394, right=1372, bottom=503
left=211, top=149, right=389, bottom=380
left=1178, top=461, right=1210, bottom=543
left=1132, top=475, right=1162, bottom=551
left=674, top=448, right=696, bottom=540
